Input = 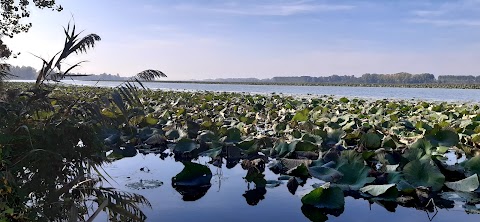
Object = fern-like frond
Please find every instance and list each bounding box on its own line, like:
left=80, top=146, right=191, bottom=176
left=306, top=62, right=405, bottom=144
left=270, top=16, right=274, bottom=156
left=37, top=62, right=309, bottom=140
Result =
left=135, top=69, right=167, bottom=81
left=70, top=34, right=101, bottom=55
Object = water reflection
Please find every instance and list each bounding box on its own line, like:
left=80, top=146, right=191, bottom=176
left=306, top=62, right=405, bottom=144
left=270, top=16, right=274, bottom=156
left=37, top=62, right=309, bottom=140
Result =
left=103, top=153, right=480, bottom=222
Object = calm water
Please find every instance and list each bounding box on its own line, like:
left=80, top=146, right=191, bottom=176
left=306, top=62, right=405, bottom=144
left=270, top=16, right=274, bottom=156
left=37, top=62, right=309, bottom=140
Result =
left=10, top=80, right=480, bottom=102
left=101, top=153, right=480, bottom=222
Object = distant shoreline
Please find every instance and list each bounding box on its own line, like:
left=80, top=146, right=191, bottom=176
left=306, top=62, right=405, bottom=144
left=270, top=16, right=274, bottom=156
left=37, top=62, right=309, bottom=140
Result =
left=7, top=79, right=480, bottom=89
left=74, top=79, right=480, bottom=89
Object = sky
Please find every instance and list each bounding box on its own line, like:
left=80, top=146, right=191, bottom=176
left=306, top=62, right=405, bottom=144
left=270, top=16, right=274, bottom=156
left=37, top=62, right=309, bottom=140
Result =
left=4, top=0, right=480, bottom=80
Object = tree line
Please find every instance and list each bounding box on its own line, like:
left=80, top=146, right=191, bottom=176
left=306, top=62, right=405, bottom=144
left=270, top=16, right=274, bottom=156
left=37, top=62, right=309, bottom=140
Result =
left=7, top=65, right=127, bottom=81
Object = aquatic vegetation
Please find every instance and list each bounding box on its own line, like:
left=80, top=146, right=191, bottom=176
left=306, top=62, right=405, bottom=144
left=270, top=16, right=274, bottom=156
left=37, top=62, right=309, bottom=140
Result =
left=3, top=82, right=480, bottom=221
left=76, top=86, right=480, bottom=220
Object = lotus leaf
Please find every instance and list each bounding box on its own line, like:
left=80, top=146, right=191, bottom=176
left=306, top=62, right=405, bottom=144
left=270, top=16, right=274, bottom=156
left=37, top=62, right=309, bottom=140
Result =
left=334, top=162, right=375, bottom=190
left=403, top=159, right=445, bottom=191
left=172, top=162, right=212, bottom=186
left=360, top=184, right=396, bottom=197
left=445, top=174, right=480, bottom=192
left=301, top=186, right=345, bottom=209
left=174, top=138, right=197, bottom=154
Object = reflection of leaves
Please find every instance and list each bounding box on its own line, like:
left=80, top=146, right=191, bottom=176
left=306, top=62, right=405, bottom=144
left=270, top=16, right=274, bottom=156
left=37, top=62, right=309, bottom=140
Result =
left=173, top=184, right=211, bottom=201
left=243, top=187, right=267, bottom=206
left=245, top=168, right=267, bottom=188
left=301, top=205, right=328, bottom=222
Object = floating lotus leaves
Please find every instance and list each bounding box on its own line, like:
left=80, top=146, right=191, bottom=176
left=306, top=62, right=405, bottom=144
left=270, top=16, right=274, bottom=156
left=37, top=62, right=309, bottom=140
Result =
left=273, top=141, right=294, bottom=158
left=334, top=161, right=375, bottom=190
left=309, top=166, right=343, bottom=182
left=426, top=128, right=459, bottom=147
left=198, top=146, right=222, bottom=158
left=293, top=140, right=318, bottom=152
left=172, top=162, right=212, bottom=186
left=173, top=138, right=197, bottom=154
left=360, top=132, right=382, bottom=149
left=465, top=156, right=480, bottom=176
left=360, top=184, right=396, bottom=197
left=403, top=159, right=445, bottom=191
left=166, top=129, right=180, bottom=140
left=222, top=127, right=242, bottom=143
left=292, top=108, right=310, bottom=122
left=410, top=138, right=434, bottom=154
left=301, top=185, right=345, bottom=209
left=445, top=174, right=480, bottom=192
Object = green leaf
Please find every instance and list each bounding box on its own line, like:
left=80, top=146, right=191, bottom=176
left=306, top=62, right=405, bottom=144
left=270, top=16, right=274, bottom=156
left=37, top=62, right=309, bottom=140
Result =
left=445, top=174, right=480, bottom=192
left=403, top=159, right=445, bottom=191
left=360, top=184, right=396, bottom=197
left=360, top=132, right=381, bottom=149
left=174, top=138, right=197, bottom=154
left=301, top=186, right=345, bottom=209
left=309, top=166, right=343, bottom=182
left=222, top=127, right=242, bottom=143
left=294, top=141, right=318, bottom=152
left=199, top=146, right=223, bottom=158
left=465, top=156, right=480, bottom=176
left=293, top=108, right=310, bottom=122
left=166, top=129, right=180, bottom=140
left=410, top=138, right=434, bottom=155
left=274, top=141, right=295, bottom=157
left=172, top=162, right=212, bottom=186
left=335, top=162, right=375, bottom=190
left=287, top=164, right=310, bottom=178
left=426, top=129, right=459, bottom=147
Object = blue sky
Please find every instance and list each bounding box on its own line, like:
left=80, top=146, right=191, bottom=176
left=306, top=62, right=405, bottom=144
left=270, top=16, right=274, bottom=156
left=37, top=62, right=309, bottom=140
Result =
left=5, top=0, right=480, bottom=80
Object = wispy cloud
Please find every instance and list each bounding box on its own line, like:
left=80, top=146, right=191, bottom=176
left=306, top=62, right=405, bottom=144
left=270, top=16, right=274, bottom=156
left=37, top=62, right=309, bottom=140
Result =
left=408, top=18, right=480, bottom=27
left=409, top=0, right=480, bottom=26
left=173, top=1, right=355, bottom=16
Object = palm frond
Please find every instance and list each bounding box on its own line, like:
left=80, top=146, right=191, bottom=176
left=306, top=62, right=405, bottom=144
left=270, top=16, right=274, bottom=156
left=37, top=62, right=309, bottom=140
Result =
left=70, top=34, right=101, bottom=54
left=135, top=69, right=167, bottom=81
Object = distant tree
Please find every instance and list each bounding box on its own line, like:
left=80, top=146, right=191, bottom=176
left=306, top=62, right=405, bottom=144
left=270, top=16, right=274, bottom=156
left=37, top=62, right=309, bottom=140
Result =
left=1, top=0, right=62, bottom=62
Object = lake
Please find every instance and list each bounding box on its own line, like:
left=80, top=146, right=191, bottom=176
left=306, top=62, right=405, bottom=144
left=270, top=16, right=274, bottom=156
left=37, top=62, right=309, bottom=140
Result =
left=8, top=80, right=480, bottom=221
left=10, top=80, right=480, bottom=102
left=100, top=153, right=480, bottom=222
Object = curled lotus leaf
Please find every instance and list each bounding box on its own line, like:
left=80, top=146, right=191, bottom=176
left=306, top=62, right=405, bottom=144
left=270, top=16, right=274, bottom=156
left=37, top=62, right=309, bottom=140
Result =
left=445, top=174, right=480, bottom=192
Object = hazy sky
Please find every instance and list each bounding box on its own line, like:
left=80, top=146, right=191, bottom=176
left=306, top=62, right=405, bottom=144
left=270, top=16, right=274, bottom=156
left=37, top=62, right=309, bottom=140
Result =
left=4, top=0, right=480, bottom=80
